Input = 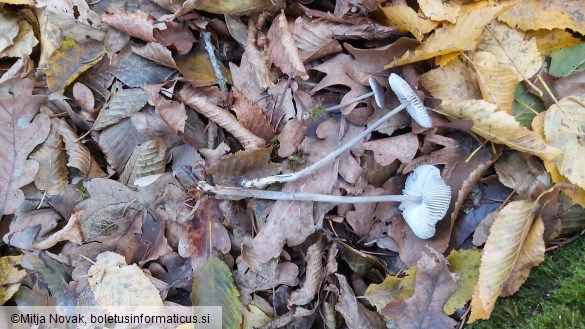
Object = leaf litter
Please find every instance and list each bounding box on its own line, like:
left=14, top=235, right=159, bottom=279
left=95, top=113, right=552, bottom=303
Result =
left=2, top=0, right=585, bottom=328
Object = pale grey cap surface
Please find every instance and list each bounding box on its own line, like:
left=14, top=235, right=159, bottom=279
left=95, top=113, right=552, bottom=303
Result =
left=399, top=165, right=451, bottom=239
left=389, top=73, right=432, bottom=128
left=368, top=76, right=385, bottom=108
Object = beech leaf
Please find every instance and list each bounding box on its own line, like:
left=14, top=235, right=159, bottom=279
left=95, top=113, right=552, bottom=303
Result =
left=435, top=99, right=561, bottom=161
left=29, top=118, right=68, bottom=195
left=267, top=11, right=309, bottom=80
left=498, top=0, right=585, bottom=35
left=471, top=51, right=518, bottom=113
left=419, top=57, right=481, bottom=103
left=101, top=11, right=158, bottom=43
left=191, top=257, right=243, bottom=329
left=119, top=139, right=168, bottom=188
left=0, top=78, right=49, bottom=216
left=93, top=88, right=148, bottom=130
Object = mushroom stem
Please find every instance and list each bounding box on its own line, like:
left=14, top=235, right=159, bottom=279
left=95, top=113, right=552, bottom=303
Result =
left=325, top=91, right=375, bottom=112
left=242, top=102, right=408, bottom=189
left=197, top=180, right=422, bottom=203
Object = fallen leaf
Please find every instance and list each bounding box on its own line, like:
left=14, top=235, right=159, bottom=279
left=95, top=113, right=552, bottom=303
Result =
left=29, top=118, right=68, bottom=195
left=468, top=200, right=543, bottom=322
left=0, top=78, right=49, bottom=216
left=418, top=0, right=461, bottom=23
left=364, top=267, right=416, bottom=311
left=119, top=139, right=168, bottom=188
left=436, top=99, right=561, bottom=160
left=444, top=249, right=481, bottom=315
left=175, top=43, right=231, bottom=88
left=57, top=120, right=106, bottom=178
left=498, top=0, right=585, bottom=35
left=88, top=251, right=163, bottom=310
left=530, top=29, right=582, bottom=56
left=495, top=151, right=551, bottom=199
left=543, top=95, right=585, bottom=190
left=0, top=255, right=26, bottom=305
left=106, top=45, right=176, bottom=88
left=93, top=88, right=148, bottom=130
left=191, top=257, right=243, bottom=329
left=32, top=211, right=83, bottom=250
left=381, top=249, right=458, bottom=329
left=98, top=118, right=149, bottom=172
left=363, top=133, right=419, bottom=166
left=512, top=82, right=545, bottom=127
left=0, top=18, right=38, bottom=58
left=549, top=42, right=585, bottom=78
left=419, top=57, right=481, bottom=103
left=0, top=11, right=19, bottom=53
left=153, top=21, right=195, bottom=55
left=118, top=208, right=172, bottom=265
left=208, top=148, right=275, bottom=185
left=471, top=51, right=518, bottom=113
left=267, top=11, right=309, bottom=80
left=386, top=3, right=504, bottom=68
left=132, top=43, right=177, bottom=68
left=335, top=274, right=386, bottom=329
left=101, top=11, right=159, bottom=43
left=288, top=241, right=324, bottom=306
left=242, top=19, right=274, bottom=89
left=182, top=0, right=284, bottom=15
left=231, top=88, right=276, bottom=141
left=46, top=38, right=105, bottom=93
left=476, top=21, right=542, bottom=81
left=377, top=0, right=439, bottom=41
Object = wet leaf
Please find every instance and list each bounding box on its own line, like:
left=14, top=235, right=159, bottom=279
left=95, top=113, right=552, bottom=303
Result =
left=191, top=257, right=243, bottom=329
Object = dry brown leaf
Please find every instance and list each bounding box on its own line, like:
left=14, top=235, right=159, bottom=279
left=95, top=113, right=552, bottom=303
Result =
left=494, top=151, right=551, bottom=199
left=29, top=118, right=68, bottom=195
left=476, top=21, right=542, bottom=81
left=468, top=200, right=542, bottom=322
left=543, top=95, right=585, bottom=190
left=0, top=18, right=38, bottom=58
left=382, top=249, right=458, bottom=329
left=208, top=148, right=275, bottom=185
left=73, top=82, right=96, bottom=119
left=153, top=21, right=195, bottom=55
left=231, top=88, right=276, bottom=141
left=436, top=100, right=561, bottom=161
left=101, top=11, right=159, bottom=43
left=57, top=120, right=106, bottom=178
left=88, top=251, right=163, bottom=309
left=386, top=3, right=505, bottom=68
left=335, top=274, right=386, bottom=329
left=292, top=16, right=342, bottom=62
left=288, top=241, right=324, bottom=306
left=144, top=84, right=187, bottom=135
left=119, top=139, right=168, bottom=188
left=0, top=78, right=49, bottom=216
left=177, top=85, right=265, bottom=150
left=498, top=0, right=585, bottom=35
left=471, top=51, right=518, bottom=113
left=0, top=11, right=19, bottom=53
left=363, top=133, right=419, bottom=166
left=32, top=210, right=83, bottom=250
left=0, top=56, right=33, bottom=84
left=377, top=0, right=439, bottom=41
left=419, top=57, right=481, bottom=103
left=94, top=88, right=149, bottom=130
left=118, top=208, right=172, bottom=265
left=244, top=19, right=274, bottom=89
left=267, top=11, right=309, bottom=80
left=132, top=43, right=177, bottom=68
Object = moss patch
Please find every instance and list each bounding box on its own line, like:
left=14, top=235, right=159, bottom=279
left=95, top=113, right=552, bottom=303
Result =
left=469, top=237, right=585, bottom=329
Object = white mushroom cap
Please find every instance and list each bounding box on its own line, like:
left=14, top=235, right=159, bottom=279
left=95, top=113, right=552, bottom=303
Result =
left=389, top=73, right=432, bottom=128
left=368, top=76, right=385, bottom=108
left=399, top=165, right=451, bottom=239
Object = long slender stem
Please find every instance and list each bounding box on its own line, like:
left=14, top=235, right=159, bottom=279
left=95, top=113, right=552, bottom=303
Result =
left=198, top=181, right=421, bottom=203
left=243, top=103, right=409, bottom=189
left=325, top=91, right=375, bottom=112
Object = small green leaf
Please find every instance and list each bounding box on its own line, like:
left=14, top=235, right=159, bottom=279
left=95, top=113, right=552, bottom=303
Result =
left=444, top=249, right=481, bottom=315
left=364, top=267, right=416, bottom=311
left=512, top=82, right=545, bottom=127
left=549, top=42, right=585, bottom=78
left=191, top=257, right=242, bottom=329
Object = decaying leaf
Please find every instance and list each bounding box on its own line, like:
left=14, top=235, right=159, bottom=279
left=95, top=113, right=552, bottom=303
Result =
left=0, top=18, right=38, bottom=58
left=335, top=274, right=386, bottom=329
left=208, top=148, right=274, bottom=185
left=132, top=43, right=177, bottom=68
left=231, top=88, right=276, bottom=141
left=267, top=11, right=309, bottom=80
left=101, top=11, right=159, bottom=43
left=191, top=257, right=243, bottom=329
left=382, top=249, right=458, bottom=329
left=419, top=57, right=481, bottom=103
left=364, top=267, right=416, bottom=311
left=0, top=78, right=49, bottom=216
left=88, top=251, right=163, bottom=309
left=498, top=0, right=585, bottom=35
left=468, top=200, right=544, bottom=322
left=0, top=255, right=26, bottom=305
left=288, top=241, right=324, bottom=306
left=119, top=139, right=168, bottom=188
left=444, top=249, right=481, bottom=315
left=57, top=120, right=106, bottom=178
left=377, top=1, right=438, bottom=41
left=363, top=133, right=419, bottom=166
left=32, top=211, right=83, bottom=250
left=544, top=95, right=585, bottom=190
left=29, top=118, right=68, bottom=195
left=436, top=100, right=561, bottom=160
left=93, top=88, right=148, bottom=130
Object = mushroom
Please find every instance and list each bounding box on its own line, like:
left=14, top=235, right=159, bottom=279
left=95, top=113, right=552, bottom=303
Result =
left=242, top=73, right=433, bottom=189
left=325, top=76, right=385, bottom=112
left=194, top=164, right=451, bottom=239
left=399, top=165, right=451, bottom=239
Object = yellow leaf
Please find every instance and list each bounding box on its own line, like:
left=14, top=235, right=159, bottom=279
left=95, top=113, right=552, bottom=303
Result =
left=0, top=255, right=26, bottom=305
left=500, top=217, right=545, bottom=296
left=476, top=21, right=542, bottom=81
left=418, top=0, right=461, bottom=23
left=364, top=267, right=416, bottom=311
left=444, top=249, right=481, bottom=315
left=419, top=57, right=481, bottom=103
left=544, top=96, right=585, bottom=190
left=471, top=51, right=518, bottom=113
left=528, top=29, right=582, bottom=56
left=377, top=2, right=439, bottom=41
left=385, top=2, right=504, bottom=68
left=498, top=0, right=585, bottom=35
left=436, top=100, right=561, bottom=160
left=468, top=201, right=535, bottom=322
left=46, top=38, right=105, bottom=93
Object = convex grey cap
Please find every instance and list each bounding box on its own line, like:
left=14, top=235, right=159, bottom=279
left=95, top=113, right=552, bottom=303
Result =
left=389, top=73, right=432, bottom=128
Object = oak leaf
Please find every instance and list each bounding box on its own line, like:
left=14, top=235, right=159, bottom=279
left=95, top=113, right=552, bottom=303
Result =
left=0, top=78, right=49, bottom=216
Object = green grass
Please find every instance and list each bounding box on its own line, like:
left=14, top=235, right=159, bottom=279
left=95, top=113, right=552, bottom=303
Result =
left=467, top=236, right=585, bottom=329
